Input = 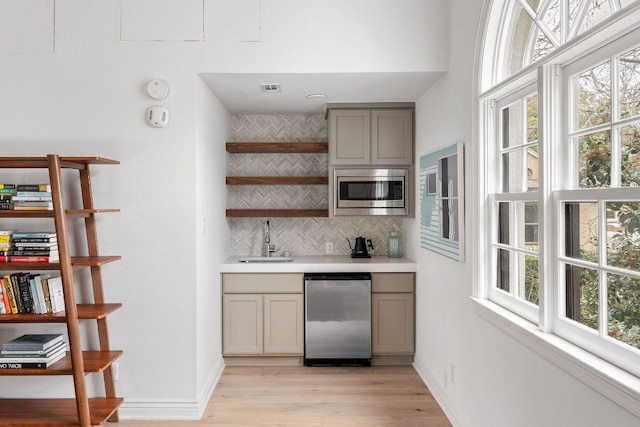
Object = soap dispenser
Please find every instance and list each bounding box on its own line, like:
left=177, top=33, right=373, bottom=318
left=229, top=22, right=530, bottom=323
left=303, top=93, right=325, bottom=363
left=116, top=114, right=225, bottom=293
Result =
left=387, top=231, right=403, bottom=258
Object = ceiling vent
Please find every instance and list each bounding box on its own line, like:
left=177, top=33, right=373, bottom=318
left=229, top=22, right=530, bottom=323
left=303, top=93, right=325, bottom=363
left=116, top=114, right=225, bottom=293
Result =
left=260, top=83, right=281, bottom=93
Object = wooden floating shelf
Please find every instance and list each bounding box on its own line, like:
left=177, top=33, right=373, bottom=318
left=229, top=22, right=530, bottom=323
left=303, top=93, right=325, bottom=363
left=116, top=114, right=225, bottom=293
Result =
left=0, top=397, right=123, bottom=426
left=226, top=176, right=328, bottom=185
left=226, top=142, right=328, bottom=153
left=0, top=304, right=122, bottom=323
left=226, top=209, right=329, bottom=218
left=0, top=351, right=122, bottom=376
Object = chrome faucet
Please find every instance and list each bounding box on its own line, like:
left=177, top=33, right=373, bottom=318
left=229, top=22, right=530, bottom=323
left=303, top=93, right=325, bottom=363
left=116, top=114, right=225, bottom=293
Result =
left=262, top=220, right=276, bottom=257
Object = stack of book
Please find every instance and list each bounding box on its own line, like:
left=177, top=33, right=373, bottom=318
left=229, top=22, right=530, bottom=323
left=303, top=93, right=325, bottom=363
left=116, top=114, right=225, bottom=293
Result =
left=0, top=334, right=67, bottom=369
left=0, top=184, right=14, bottom=210
left=0, top=273, right=65, bottom=315
left=0, top=231, right=59, bottom=263
left=0, top=230, right=11, bottom=257
left=12, top=184, right=52, bottom=211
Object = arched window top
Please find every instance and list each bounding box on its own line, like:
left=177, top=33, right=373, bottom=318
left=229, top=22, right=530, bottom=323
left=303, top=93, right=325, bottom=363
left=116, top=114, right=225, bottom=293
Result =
left=484, top=0, right=638, bottom=88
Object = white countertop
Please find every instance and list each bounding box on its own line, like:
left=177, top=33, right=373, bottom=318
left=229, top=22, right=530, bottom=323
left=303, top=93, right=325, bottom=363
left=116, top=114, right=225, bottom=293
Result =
left=220, top=255, right=417, bottom=273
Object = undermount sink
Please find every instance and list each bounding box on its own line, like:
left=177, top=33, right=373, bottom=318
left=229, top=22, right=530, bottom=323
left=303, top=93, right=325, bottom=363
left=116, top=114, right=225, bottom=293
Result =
left=238, top=256, right=294, bottom=263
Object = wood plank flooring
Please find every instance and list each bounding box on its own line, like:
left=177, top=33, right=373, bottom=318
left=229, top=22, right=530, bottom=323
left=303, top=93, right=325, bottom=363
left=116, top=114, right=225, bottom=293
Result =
left=114, top=365, right=452, bottom=427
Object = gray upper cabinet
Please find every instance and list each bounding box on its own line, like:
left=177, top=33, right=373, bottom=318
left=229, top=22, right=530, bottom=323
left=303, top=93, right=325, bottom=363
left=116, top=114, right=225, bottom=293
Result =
left=328, top=104, right=414, bottom=166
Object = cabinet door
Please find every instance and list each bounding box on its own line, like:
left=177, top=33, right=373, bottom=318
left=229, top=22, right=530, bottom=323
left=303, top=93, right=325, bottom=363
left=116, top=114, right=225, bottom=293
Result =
left=371, top=293, right=415, bottom=355
left=263, top=294, right=304, bottom=355
left=329, top=109, right=371, bottom=165
left=223, top=294, right=263, bottom=355
left=371, top=109, right=413, bottom=165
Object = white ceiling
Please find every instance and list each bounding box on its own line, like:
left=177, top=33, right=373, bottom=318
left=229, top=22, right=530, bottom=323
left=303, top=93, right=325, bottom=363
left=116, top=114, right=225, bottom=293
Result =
left=200, top=72, right=444, bottom=115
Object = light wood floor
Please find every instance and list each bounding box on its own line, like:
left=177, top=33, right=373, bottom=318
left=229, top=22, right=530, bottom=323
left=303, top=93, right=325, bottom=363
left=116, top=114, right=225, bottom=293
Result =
left=114, top=365, right=452, bottom=427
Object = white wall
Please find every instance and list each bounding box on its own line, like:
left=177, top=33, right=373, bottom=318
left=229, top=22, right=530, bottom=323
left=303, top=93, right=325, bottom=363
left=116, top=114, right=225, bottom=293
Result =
left=0, top=0, right=448, bottom=419
left=406, top=0, right=640, bottom=426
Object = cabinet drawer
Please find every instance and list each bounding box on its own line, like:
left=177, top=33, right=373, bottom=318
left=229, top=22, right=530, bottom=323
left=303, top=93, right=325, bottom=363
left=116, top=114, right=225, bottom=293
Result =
left=371, top=273, right=414, bottom=293
left=223, top=273, right=304, bottom=293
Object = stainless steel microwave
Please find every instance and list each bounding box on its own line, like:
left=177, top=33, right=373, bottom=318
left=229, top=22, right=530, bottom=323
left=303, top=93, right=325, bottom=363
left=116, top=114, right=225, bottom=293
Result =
left=334, top=168, right=409, bottom=216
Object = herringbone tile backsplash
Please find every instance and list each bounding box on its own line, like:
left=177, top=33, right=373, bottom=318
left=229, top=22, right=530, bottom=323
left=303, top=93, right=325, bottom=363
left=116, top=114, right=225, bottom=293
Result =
left=227, top=114, right=403, bottom=256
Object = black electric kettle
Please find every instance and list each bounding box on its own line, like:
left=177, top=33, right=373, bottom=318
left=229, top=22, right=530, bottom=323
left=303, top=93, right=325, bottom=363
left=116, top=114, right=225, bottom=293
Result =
left=347, top=237, right=374, bottom=258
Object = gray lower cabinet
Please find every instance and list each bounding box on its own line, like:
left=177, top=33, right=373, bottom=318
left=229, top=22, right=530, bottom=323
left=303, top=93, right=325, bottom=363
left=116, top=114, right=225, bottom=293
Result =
left=222, top=274, right=304, bottom=356
left=328, top=107, right=414, bottom=166
left=222, top=272, right=415, bottom=362
left=371, top=273, right=415, bottom=355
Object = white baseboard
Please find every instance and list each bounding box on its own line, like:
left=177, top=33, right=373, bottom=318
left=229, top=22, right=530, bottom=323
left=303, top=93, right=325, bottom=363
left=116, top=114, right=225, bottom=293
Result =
left=413, top=355, right=471, bottom=427
left=118, top=357, right=225, bottom=420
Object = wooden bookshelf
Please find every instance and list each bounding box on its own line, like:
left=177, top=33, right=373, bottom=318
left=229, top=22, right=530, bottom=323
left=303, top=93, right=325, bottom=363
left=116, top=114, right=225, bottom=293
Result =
left=0, top=155, right=122, bottom=427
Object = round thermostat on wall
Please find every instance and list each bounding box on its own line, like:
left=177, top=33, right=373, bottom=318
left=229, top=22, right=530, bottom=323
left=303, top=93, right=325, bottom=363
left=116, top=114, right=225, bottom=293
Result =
left=146, top=79, right=169, bottom=100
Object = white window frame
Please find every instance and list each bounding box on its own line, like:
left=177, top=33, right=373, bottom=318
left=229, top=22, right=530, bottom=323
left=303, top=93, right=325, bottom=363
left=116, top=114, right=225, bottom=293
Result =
left=555, top=30, right=640, bottom=377
left=474, top=0, right=640, bottom=418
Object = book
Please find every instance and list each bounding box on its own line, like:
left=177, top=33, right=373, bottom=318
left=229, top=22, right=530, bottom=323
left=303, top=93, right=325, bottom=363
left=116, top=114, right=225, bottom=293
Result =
left=14, top=191, right=52, bottom=198
left=15, top=273, right=34, bottom=313
left=0, top=236, right=10, bottom=243
left=12, top=201, right=53, bottom=208
left=0, top=350, right=65, bottom=369
left=11, top=232, right=55, bottom=239
left=2, top=250, right=59, bottom=256
left=0, top=184, right=16, bottom=190
left=12, top=205, right=53, bottom=211
left=2, top=275, right=18, bottom=314
left=40, top=276, right=52, bottom=313
left=12, top=242, right=58, bottom=248
left=0, top=188, right=15, bottom=195
left=0, top=280, right=8, bottom=314
left=1, top=334, right=64, bottom=351
left=47, top=277, right=65, bottom=313
left=16, top=184, right=51, bottom=192
left=1, top=340, right=67, bottom=355
left=0, top=256, right=59, bottom=263
left=33, top=274, right=49, bottom=314
left=9, top=274, right=25, bottom=313
left=11, top=196, right=53, bottom=202
left=0, top=343, right=67, bottom=361
left=11, top=237, right=57, bottom=243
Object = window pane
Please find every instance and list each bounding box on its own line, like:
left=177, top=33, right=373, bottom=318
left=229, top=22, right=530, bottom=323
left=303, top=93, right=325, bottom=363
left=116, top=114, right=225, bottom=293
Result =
left=523, top=253, right=539, bottom=305
left=619, top=46, right=640, bottom=120
left=527, top=95, right=539, bottom=142
left=579, top=130, right=611, bottom=188
left=577, top=61, right=611, bottom=130
left=539, top=0, right=561, bottom=41
left=517, top=201, right=539, bottom=248
left=497, top=248, right=510, bottom=292
left=565, top=202, right=599, bottom=262
left=606, top=202, right=640, bottom=271
left=607, top=273, right=640, bottom=349
left=503, top=151, right=525, bottom=192
left=578, top=0, right=613, bottom=36
left=620, top=123, right=640, bottom=187
left=503, top=149, right=539, bottom=192
left=527, top=145, right=539, bottom=190
left=506, top=3, right=536, bottom=76
left=498, top=202, right=510, bottom=245
left=502, top=100, right=524, bottom=148
left=565, top=264, right=599, bottom=331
